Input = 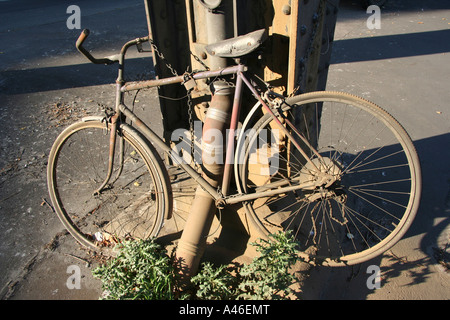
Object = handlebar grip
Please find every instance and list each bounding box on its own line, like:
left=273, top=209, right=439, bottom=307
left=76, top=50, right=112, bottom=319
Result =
left=76, top=29, right=90, bottom=50
left=75, top=29, right=118, bottom=65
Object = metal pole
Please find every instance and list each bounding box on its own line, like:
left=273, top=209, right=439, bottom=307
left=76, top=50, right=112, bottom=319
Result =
left=175, top=80, right=234, bottom=287
left=174, top=0, right=236, bottom=287
left=204, top=0, right=228, bottom=69
left=144, top=0, right=341, bottom=287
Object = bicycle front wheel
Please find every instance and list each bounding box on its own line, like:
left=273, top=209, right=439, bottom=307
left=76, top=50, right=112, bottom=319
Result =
left=237, top=91, right=421, bottom=266
left=47, top=118, right=170, bottom=253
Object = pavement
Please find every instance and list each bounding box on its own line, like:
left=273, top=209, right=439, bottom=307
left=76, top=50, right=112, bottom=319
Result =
left=0, top=0, right=448, bottom=300
left=302, top=0, right=450, bottom=300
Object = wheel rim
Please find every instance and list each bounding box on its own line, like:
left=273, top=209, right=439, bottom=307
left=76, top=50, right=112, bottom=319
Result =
left=237, top=92, right=421, bottom=266
left=47, top=121, right=163, bottom=251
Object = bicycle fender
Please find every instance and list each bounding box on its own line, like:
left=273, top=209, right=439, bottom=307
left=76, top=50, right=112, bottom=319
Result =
left=81, top=116, right=105, bottom=122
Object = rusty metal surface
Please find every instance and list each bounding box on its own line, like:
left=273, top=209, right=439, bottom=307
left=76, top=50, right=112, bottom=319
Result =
left=121, top=65, right=242, bottom=92
left=221, top=64, right=244, bottom=196
left=176, top=78, right=235, bottom=286
left=142, top=0, right=340, bottom=285
left=144, top=0, right=339, bottom=138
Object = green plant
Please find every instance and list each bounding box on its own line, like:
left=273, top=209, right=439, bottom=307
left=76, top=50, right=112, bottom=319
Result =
left=191, top=262, right=238, bottom=300
left=237, top=231, right=299, bottom=299
left=92, top=239, right=177, bottom=300
left=191, top=231, right=300, bottom=300
left=93, top=231, right=301, bottom=300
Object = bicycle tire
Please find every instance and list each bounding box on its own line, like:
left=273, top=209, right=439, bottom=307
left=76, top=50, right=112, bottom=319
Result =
left=236, top=91, right=421, bottom=266
left=47, top=118, right=171, bottom=253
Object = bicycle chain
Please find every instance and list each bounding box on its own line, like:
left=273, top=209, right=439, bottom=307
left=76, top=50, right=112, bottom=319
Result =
left=149, top=38, right=210, bottom=165
left=149, top=38, right=179, bottom=77
left=186, top=89, right=196, bottom=165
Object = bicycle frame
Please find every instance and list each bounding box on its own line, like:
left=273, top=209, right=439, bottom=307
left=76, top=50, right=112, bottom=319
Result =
left=92, top=35, right=328, bottom=208
left=50, top=29, right=422, bottom=266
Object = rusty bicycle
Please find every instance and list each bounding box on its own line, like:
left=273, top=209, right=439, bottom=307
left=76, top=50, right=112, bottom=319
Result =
left=47, top=28, right=421, bottom=266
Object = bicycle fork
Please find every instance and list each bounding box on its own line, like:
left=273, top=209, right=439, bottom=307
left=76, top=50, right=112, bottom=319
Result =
left=93, top=79, right=126, bottom=196
left=93, top=113, right=121, bottom=195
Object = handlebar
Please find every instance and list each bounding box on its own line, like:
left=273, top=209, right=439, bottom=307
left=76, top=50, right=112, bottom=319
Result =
left=76, top=29, right=119, bottom=65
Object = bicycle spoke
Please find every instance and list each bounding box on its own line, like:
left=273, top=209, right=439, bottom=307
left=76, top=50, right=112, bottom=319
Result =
left=239, top=91, right=420, bottom=266
left=351, top=188, right=408, bottom=209
left=346, top=148, right=404, bottom=173
left=346, top=163, right=409, bottom=175
left=348, top=178, right=411, bottom=189
left=49, top=121, right=165, bottom=251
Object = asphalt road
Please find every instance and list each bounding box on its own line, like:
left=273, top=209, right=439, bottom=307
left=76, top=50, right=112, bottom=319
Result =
left=303, top=0, right=450, bottom=300
left=0, top=0, right=448, bottom=300
left=0, top=0, right=157, bottom=299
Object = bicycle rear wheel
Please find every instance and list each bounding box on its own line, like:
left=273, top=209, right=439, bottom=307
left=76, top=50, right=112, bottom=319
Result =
left=236, top=91, right=421, bottom=266
left=47, top=118, right=171, bottom=253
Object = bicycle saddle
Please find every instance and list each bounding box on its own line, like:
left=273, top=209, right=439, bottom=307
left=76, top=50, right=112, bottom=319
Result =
left=205, top=29, right=268, bottom=58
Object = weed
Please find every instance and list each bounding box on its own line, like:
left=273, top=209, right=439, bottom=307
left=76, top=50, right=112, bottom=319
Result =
left=93, top=239, right=177, bottom=300
left=93, top=231, right=301, bottom=300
